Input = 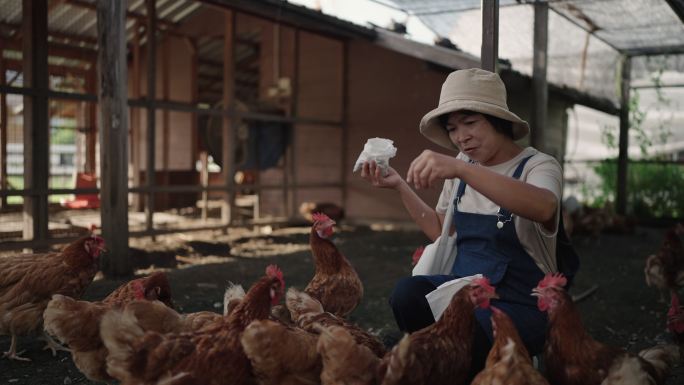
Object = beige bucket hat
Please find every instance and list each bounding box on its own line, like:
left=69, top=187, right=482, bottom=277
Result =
left=419, top=68, right=530, bottom=150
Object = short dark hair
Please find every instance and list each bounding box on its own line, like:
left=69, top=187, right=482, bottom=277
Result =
left=438, top=110, right=514, bottom=139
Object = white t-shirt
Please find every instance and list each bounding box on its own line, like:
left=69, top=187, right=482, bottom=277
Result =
left=435, top=147, right=562, bottom=274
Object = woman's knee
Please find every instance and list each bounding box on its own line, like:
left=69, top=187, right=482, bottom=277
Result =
left=389, top=276, right=430, bottom=309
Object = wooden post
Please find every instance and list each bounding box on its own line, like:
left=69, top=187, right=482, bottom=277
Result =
left=289, top=28, right=300, bottom=218
left=481, top=0, right=499, bottom=72
left=200, top=151, right=209, bottom=222
left=616, top=55, right=631, bottom=215
left=85, top=68, right=97, bottom=174
left=22, top=0, right=49, bottom=247
left=531, top=0, right=548, bottom=152
left=131, top=21, right=142, bottom=211
left=145, top=0, right=157, bottom=235
left=0, top=39, right=7, bottom=208
left=340, top=39, right=349, bottom=219
left=222, top=10, right=235, bottom=225
left=161, top=37, right=170, bottom=209
left=97, top=0, right=130, bottom=276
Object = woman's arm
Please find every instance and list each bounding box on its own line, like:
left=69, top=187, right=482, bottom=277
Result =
left=361, top=161, right=445, bottom=241
left=406, top=150, right=558, bottom=231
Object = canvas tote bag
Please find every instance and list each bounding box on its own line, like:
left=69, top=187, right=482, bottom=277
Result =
left=412, top=182, right=458, bottom=276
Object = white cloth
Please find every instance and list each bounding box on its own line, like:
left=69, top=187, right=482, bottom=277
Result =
left=352, top=138, right=397, bottom=176
left=426, top=274, right=483, bottom=320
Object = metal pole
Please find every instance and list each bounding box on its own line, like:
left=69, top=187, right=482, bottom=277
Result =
left=481, top=0, right=499, bottom=72
left=145, top=0, right=157, bottom=236
left=531, top=0, right=548, bottom=152
left=616, top=55, right=631, bottom=215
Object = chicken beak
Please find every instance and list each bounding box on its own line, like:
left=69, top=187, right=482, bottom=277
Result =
left=491, top=293, right=500, bottom=300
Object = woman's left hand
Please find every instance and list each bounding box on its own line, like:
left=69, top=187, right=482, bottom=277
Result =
left=407, top=150, right=464, bottom=189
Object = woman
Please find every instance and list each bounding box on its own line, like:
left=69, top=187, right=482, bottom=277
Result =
left=360, top=68, right=563, bottom=375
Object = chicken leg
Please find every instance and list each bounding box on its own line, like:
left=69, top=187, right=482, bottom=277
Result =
left=40, top=331, right=70, bottom=356
left=2, top=334, right=30, bottom=361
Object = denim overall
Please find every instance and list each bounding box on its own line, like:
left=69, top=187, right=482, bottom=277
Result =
left=389, top=155, right=549, bottom=376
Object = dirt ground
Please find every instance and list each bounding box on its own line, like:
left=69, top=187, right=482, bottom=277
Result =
left=1, top=222, right=682, bottom=385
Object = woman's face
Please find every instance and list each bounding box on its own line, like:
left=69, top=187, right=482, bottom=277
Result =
left=445, top=111, right=510, bottom=165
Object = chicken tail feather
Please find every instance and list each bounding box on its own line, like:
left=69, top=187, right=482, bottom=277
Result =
left=100, top=308, right=145, bottom=381
left=379, top=334, right=411, bottom=385
left=638, top=344, right=680, bottom=384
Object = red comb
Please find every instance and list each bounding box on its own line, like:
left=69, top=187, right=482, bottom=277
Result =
left=538, top=273, right=567, bottom=289
left=266, top=264, right=283, bottom=282
left=472, top=276, right=495, bottom=293
left=311, top=212, right=330, bottom=223
left=411, top=246, right=425, bottom=266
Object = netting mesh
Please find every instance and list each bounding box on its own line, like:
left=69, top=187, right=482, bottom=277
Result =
left=386, top=0, right=684, bottom=104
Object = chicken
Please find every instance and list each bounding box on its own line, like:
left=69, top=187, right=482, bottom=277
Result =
left=376, top=277, right=498, bottom=385
left=0, top=234, right=105, bottom=361
left=667, top=290, right=684, bottom=348
left=533, top=273, right=680, bottom=385
left=240, top=319, right=321, bottom=385
left=305, top=212, right=363, bottom=318
left=286, top=288, right=385, bottom=357
left=470, top=306, right=549, bottom=385
left=645, top=226, right=684, bottom=298
left=316, top=324, right=380, bottom=385
left=101, top=265, right=285, bottom=385
left=224, top=282, right=246, bottom=316
left=411, top=246, right=424, bottom=266
left=43, top=272, right=174, bottom=382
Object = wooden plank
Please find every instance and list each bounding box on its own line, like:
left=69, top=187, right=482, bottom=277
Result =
left=616, top=55, right=630, bottom=215
left=145, top=0, right=157, bottom=234
left=97, top=0, right=131, bottom=276
left=289, top=28, right=300, bottom=217
left=22, top=0, right=50, bottom=247
left=531, top=1, right=548, bottom=152
left=481, top=0, right=499, bottom=72
left=340, top=39, right=349, bottom=220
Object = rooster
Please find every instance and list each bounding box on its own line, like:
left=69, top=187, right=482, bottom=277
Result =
left=43, top=272, right=174, bottom=383
left=101, top=265, right=285, bottom=385
left=240, top=319, right=321, bottom=385
left=470, top=306, right=549, bottom=385
left=376, top=277, right=498, bottom=385
left=645, top=226, right=684, bottom=299
left=0, top=234, right=105, bottom=361
left=533, top=273, right=680, bottom=385
left=316, top=324, right=380, bottom=385
left=286, top=288, right=385, bottom=357
left=305, top=212, right=363, bottom=318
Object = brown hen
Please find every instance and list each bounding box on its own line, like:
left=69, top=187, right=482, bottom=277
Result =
left=286, top=288, right=385, bottom=357
left=534, top=273, right=680, bottom=385
left=0, top=235, right=105, bottom=361
left=101, top=265, right=285, bottom=385
left=376, top=277, right=497, bottom=385
left=305, top=212, right=363, bottom=318
left=470, top=306, right=549, bottom=385
left=645, top=226, right=684, bottom=298
left=316, top=324, right=380, bottom=385
left=43, top=272, right=174, bottom=383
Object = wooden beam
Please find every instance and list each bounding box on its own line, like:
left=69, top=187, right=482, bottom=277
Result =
left=145, top=0, right=157, bottom=234
left=85, top=67, right=97, bottom=173
left=481, top=0, right=499, bottom=72
left=340, top=39, right=349, bottom=221
left=22, top=0, right=50, bottom=247
left=531, top=1, right=548, bottom=152
left=665, top=0, right=684, bottom=24
left=97, top=0, right=130, bottom=276
left=289, top=28, right=300, bottom=218
left=624, top=44, right=684, bottom=57
left=616, top=55, right=631, bottom=215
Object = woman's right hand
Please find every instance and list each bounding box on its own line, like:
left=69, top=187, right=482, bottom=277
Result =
left=360, top=161, right=403, bottom=189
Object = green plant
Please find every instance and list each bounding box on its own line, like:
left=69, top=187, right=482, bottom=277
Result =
left=590, top=64, right=683, bottom=218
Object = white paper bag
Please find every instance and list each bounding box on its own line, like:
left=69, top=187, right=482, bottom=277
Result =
left=426, top=274, right=483, bottom=320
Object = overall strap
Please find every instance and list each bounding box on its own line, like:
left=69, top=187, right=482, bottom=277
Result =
left=498, top=155, right=534, bottom=217
left=454, top=155, right=535, bottom=209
